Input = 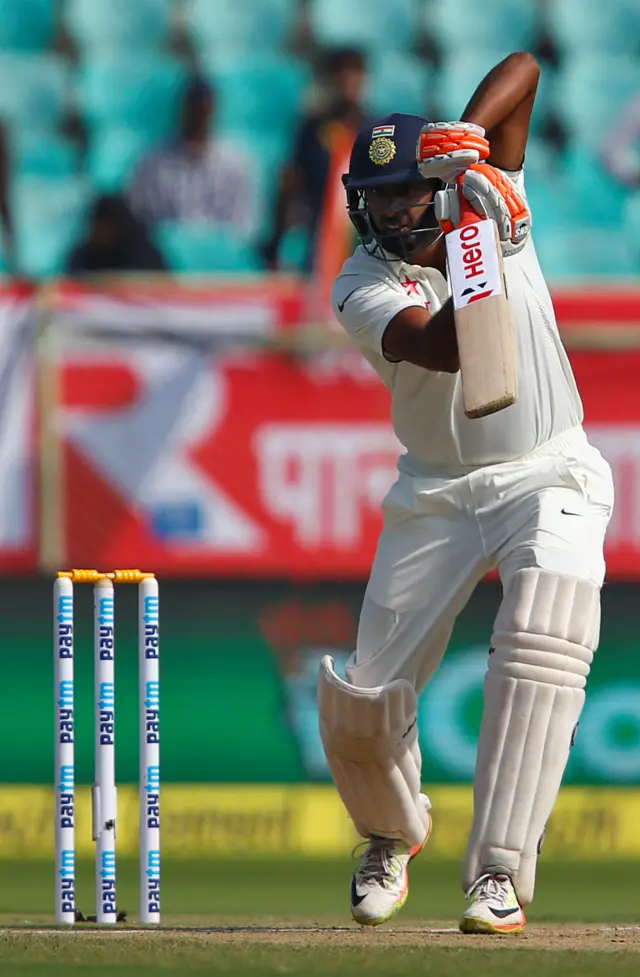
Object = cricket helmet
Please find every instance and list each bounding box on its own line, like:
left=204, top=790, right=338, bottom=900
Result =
left=342, top=112, right=443, bottom=259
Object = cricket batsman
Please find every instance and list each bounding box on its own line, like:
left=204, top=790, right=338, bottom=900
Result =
left=318, top=52, right=614, bottom=934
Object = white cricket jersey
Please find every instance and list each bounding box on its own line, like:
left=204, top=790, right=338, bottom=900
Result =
left=331, top=167, right=584, bottom=473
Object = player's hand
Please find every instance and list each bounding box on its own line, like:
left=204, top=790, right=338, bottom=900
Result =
left=416, top=122, right=490, bottom=182
left=434, top=163, right=532, bottom=256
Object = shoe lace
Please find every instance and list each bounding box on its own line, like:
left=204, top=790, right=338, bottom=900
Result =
left=465, top=873, right=512, bottom=906
left=352, top=837, right=405, bottom=888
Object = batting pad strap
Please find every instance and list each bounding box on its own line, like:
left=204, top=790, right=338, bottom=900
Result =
left=464, top=569, right=600, bottom=906
left=318, top=656, right=428, bottom=847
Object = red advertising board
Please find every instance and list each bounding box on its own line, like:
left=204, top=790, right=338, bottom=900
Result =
left=57, top=346, right=640, bottom=579
left=60, top=346, right=397, bottom=576
left=1, top=280, right=640, bottom=578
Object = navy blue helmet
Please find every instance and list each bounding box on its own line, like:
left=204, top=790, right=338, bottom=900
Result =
left=342, top=113, right=443, bottom=260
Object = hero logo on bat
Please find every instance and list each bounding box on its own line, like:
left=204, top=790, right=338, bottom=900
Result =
left=447, top=220, right=503, bottom=311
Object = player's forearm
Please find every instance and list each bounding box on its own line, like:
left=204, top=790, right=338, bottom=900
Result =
left=382, top=300, right=459, bottom=373
left=461, top=53, right=539, bottom=135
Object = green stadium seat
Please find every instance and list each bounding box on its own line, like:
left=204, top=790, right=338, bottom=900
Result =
left=64, top=0, right=172, bottom=51
left=76, top=53, right=188, bottom=138
left=561, top=146, right=630, bottom=227
left=545, top=0, right=640, bottom=56
left=521, top=136, right=563, bottom=184
left=203, top=56, right=310, bottom=137
left=437, top=51, right=552, bottom=134
left=0, top=53, right=68, bottom=130
left=186, top=0, right=297, bottom=55
left=308, top=0, right=419, bottom=54
left=624, top=192, right=640, bottom=263
left=367, top=53, right=432, bottom=118
left=534, top=224, right=636, bottom=280
left=277, top=226, right=311, bottom=271
left=11, top=129, right=79, bottom=178
left=156, top=222, right=262, bottom=273
left=426, top=0, right=537, bottom=54
left=436, top=49, right=513, bottom=119
left=0, top=0, right=56, bottom=51
left=523, top=175, right=580, bottom=231
left=87, top=126, right=157, bottom=192
left=13, top=176, right=92, bottom=277
left=553, top=56, right=640, bottom=146
left=218, top=130, right=292, bottom=239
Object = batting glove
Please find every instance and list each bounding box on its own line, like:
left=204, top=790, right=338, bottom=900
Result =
left=416, top=122, right=490, bottom=182
left=435, top=163, right=532, bottom=256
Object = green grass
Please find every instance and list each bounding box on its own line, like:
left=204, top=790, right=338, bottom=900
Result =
left=0, top=938, right=639, bottom=977
left=0, top=859, right=638, bottom=975
left=0, top=857, right=638, bottom=922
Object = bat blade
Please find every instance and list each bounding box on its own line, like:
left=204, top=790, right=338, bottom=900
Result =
left=446, top=215, right=518, bottom=419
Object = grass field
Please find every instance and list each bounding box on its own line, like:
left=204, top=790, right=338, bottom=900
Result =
left=0, top=858, right=638, bottom=975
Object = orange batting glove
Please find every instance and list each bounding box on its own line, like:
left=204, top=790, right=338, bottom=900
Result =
left=462, top=163, right=531, bottom=253
left=416, top=122, right=490, bottom=182
left=435, top=163, right=532, bottom=255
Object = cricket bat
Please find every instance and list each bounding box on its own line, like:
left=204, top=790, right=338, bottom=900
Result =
left=445, top=197, right=518, bottom=419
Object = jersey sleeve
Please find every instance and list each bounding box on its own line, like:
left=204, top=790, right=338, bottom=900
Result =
left=331, top=276, right=425, bottom=357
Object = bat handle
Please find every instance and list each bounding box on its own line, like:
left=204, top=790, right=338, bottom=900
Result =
left=455, top=189, right=483, bottom=229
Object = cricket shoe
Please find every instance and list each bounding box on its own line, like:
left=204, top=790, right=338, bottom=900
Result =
left=350, top=795, right=432, bottom=926
left=459, top=873, right=526, bottom=934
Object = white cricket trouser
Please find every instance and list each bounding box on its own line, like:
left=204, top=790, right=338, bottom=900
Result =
left=347, top=426, right=614, bottom=691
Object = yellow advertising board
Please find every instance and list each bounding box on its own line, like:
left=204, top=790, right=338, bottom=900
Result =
left=2, top=785, right=639, bottom=859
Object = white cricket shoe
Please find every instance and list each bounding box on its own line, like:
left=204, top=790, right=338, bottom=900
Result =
left=460, top=873, right=526, bottom=934
left=350, top=798, right=432, bottom=926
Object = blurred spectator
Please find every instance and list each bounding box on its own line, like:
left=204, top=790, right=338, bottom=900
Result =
left=127, top=76, right=255, bottom=232
left=0, top=123, right=15, bottom=273
left=602, top=92, right=640, bottom=187
left=66, top=194, right=167, bottom=274
left=263, top=48, right=371, bottom=271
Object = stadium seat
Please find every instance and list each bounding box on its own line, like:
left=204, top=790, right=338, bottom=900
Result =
left=10, top=129, right=79, bottom=179
left=545, top=0, right=640, bottom=57
left=64, top=0, right=172, bottom=51
left=623, top=192, right=640, bottom=263
left=436, top=50, right=513, bottom=120
left=561, top=146, right=629, bottom=228
left=437, top=51, right=552, bottom=134
left=521, top=136, right=563, bottom=184
left=367, top=53, right=432, bottom=118
left=204, top=57, right=310, bottom=137
left=277, top=226, right=311, bottom=271
left=87, top=126, right=158, bottom=191
left=534, top=224, right=636, bottom=280
left=427, top=0, right=538, bottom=55
left=13, top=176, right=92, bottom=277
left=0, top=53, right=68, bottom=130
left=220, top=130, right=292, bottom=239
left=76, top=53, right=188, bottom=139
left=155, top=222, right=262, bottom=273
left=0, top=0, right=56, bottom=51
left=526, top=155, right=629, bottom=240
left=553, top=56, right=640, bottom=146
left=307, top=0, right=419, bottom=54
left=522, top=175, right=581, bottom=237
left=186, top=0, right=297, bottom=56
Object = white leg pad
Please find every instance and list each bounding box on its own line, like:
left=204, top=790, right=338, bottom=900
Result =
left=463, top=568, right=601, bottom=906
left=318, top=655, right=429, bottom=847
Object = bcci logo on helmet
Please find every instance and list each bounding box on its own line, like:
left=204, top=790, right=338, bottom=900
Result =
left=369, top=137, right=396, bottom=166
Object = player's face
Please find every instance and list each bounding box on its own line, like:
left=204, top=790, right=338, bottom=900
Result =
left=334, top=63, right=366, bottom=104
left=366, top=182, right=435, bottom=237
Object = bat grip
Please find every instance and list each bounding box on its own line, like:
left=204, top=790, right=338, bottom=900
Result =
left=455, top=188, right=482, bottom=229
